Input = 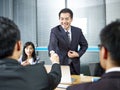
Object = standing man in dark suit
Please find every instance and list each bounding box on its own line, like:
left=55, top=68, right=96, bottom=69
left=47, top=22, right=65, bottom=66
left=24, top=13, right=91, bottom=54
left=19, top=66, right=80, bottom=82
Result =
left=67, top=20, right=120, bottom=90
left=0, top=16, right=61, bottom=90
left=48, top=8, right=88, bottom=75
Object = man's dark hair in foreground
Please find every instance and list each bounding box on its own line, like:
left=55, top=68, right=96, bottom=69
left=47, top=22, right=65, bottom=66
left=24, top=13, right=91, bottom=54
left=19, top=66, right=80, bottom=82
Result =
left=67, top=19, right=120, bottom=90
left=0, top=16, right=61, bottom=90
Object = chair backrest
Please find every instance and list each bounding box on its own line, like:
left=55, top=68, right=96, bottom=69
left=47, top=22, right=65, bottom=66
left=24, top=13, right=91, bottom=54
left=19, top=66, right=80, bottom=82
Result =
left=89, top=62, right=105, bottom=76
left=38, top=60, right=45, bottom=65
left=36, top=56, right=45, bottom=65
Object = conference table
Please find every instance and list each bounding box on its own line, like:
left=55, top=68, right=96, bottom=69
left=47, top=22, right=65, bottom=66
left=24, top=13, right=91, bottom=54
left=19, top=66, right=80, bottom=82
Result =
left=44, top=65, right=100, bottom=90
left=55, top=75, right=100, bottom=90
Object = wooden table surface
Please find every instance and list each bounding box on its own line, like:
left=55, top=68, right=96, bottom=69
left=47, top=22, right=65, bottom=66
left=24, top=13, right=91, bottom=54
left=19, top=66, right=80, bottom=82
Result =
left=55, top=75, right=99, bottom=90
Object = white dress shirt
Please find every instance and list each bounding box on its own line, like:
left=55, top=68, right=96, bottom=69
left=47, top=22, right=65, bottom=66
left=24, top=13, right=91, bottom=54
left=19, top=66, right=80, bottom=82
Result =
left=106, top=67, right=120, bottom=73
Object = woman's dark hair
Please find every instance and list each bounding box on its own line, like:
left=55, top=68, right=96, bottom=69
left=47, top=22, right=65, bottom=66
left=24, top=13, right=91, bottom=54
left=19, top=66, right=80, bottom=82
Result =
left=22, top=41, right=36, bottom=62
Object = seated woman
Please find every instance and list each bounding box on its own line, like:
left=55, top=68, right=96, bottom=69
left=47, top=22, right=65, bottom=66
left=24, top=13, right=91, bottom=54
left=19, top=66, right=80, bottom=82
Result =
left=19, top=41, right=40, bottom=66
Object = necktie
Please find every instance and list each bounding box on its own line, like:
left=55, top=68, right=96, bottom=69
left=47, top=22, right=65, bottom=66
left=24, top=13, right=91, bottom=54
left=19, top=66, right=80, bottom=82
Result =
left=66, top=31, right=71, bottom=44
left=66, top=31, right=72, bottom=64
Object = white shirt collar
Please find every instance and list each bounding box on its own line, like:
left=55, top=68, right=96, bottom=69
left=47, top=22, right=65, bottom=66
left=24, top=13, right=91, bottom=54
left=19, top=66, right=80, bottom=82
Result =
left=28, top=58, right=35, bottom=64
left=64, top=27, right=71, bottom=34
left=106, top=67, right=120, bottom=73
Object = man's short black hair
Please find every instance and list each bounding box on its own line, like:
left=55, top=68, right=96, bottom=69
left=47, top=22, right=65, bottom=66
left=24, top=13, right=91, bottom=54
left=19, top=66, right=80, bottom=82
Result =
left=0, top=16, right=20, bottom=59
left=100, top=19, right=120, bottom=65
left=59, top=8, right=73, bottom=19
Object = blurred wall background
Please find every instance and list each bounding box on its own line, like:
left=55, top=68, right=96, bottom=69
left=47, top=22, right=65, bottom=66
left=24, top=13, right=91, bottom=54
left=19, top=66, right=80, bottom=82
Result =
left=0, top=0, right=120, bottom=75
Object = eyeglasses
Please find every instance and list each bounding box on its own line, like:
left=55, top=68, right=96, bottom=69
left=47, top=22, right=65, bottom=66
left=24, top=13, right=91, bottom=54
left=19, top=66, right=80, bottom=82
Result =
left=98, top=44, right=103, bottom=49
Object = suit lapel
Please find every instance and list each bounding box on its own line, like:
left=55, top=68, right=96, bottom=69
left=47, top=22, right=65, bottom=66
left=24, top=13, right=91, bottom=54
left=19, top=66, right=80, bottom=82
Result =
left=70, top=27, right=76, bottom=45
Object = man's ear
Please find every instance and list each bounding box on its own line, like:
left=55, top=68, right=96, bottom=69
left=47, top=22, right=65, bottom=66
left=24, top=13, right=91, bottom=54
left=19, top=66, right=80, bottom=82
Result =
left=102, top=47, right=108, bottom=59
left=16, top=40, right=22, bottom=51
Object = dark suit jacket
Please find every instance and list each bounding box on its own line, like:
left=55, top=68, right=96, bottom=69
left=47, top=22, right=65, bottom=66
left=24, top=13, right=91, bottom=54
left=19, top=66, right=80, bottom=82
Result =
left=48, top=25, right=88, bottom=74
left=0, top=58, right=61, bottom=90
left=67, top=72, right=120, bottom=90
